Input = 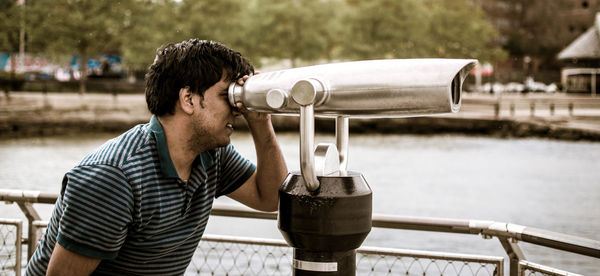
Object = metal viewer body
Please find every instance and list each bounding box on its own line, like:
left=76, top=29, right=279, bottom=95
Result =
left=228, top=58, right=477, bottom=118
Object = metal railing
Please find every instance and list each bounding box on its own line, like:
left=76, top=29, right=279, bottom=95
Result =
left=460, top=95, right=600, bottom=119
left=189, top=235, right=504, bottom=276
left=518, top=261, right=583, bottom=276
left=356, top=246, right=502, bottom=275
left=0, top=219, right=22, bottom=276
left=2, top=189, right=598, bottom=275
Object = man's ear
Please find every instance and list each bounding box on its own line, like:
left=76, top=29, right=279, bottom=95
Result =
left=178, top=87, right=194, bottom=115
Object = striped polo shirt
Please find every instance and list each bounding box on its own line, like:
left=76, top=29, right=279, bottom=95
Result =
left=26, top=116, right=256, bottom=275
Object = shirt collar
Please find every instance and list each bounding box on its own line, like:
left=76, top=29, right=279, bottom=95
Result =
left=149, top=115, right=179, bottom=179
left=148, top=115, right=215, bottom=179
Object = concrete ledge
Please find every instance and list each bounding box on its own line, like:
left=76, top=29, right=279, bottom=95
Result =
left=2, top=114, right=599, bottom=141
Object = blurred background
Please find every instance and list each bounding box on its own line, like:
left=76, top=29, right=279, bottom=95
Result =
left=1, top=0, right=599, bottom=275
left=0, top=0, right=598, bottom=94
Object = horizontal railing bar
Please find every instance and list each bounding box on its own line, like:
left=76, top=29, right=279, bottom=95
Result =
left=519, top=260, right=583, bottom=276
left=209, top=205, right=600, bottom=259
left=372, top=214, right=472, bottom=234
left=2, top=189, right=599, bottom=259
left=202, top=234, right=288, bottom=247
left=32, top=220, right=49, bottom=227
left=0, top=218, right=23, bottom=226
left=202, top=234, right=504, bottom=266
left=0, top=189, right=57, bottom=204
left=210, top=204, right=277, bottom=220
left=358, top=246, right=504, bottom=265
left=521, top=227, right=600, bottom=258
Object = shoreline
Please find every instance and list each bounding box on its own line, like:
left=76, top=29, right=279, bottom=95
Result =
left=2, top=113, right=600, bottom=141
left=1, top=92, right=600, bottom=141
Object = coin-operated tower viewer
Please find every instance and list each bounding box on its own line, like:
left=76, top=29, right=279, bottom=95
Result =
left=228, top=59, right=478, bottom=275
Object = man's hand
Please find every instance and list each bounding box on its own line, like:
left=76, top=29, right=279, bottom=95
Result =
left=234, top=73, right=270, bottom=124
left=235, top=101, right=270, bottom=123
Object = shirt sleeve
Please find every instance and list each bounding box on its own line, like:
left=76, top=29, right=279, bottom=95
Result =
left=56, top=164, right=133, bottom=260
left=215, top=144, right=256, bottom=197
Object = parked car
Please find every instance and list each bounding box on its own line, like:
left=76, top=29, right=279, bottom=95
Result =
left=482, top=82, right=506, bottom=94
left=504, top=82, right=525, bottom=93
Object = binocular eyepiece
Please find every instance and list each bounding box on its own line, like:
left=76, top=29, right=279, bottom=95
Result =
left=228, top=58, right=478, bottom=118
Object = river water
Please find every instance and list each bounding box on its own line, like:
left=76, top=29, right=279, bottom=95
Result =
left=0, top=133, right=599, bottom=274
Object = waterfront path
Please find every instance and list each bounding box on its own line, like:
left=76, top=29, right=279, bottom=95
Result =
left=1, top=91, right=600, bottom=140
left=458, top=93, right=600, bottom=133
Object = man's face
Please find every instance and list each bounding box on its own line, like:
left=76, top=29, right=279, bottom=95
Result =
left=190, top=76, right=236, bottom=150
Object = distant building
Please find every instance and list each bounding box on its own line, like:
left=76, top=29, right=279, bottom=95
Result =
left=555, top=0, right=600, bottom=45
left=479, top=0, right=598, bottom=53
left=476, top=0, right=600, bottom=84
left=558, top=12, right=600, bottom=95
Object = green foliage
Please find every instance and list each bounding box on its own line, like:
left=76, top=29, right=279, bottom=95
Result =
left=180, top=0, right=243, bottom=45
left=177, top=0, right=259, bottom=64
left=245, top=0, right=341, bottom=66
left=341, top=0, right=431, bottom=59
left=26, top=0, right=138, bottom=92
left=120, top=0, right=185, bottom=71
left=480, top=0, right=573, bottom=69
left=0, top=0, right=21, bottom=53
left=7, top=0, right=508, bottom=74
left=341, top=0, right=506, bottom=62
left=425, top=0, right=507, bottom=62
left=28, top=0, right=132, bottom=55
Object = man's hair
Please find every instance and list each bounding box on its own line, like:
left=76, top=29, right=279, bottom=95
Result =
left=145, top=39, right=254, bottom=116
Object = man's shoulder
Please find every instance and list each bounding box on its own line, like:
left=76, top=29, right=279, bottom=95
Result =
left=79, top=123, right=155, bottom=168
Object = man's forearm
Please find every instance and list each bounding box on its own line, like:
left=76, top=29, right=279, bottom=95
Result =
left=47, top=243, right=100, bottom=276
left=248, top=117, right=288, bottom=210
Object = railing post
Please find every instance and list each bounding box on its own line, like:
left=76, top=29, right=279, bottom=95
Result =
left=15, top=219, right=22, bottom=276
left=568, top=103, right=574, bottom=116
left=16, top=202, right=41, bottom=260
left=498, top=237, right=526, bottom=276
left=494, top=102, right=500, bottom=118
left=592, top=72, right=596, bottom=97
left=529, top=102, right=535, bottom=117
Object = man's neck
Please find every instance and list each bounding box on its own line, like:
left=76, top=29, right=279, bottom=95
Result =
left=157, top=116, right=200, bottom=181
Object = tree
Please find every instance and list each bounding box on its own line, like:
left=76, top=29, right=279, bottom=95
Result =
left=245, top=0, right=340, bottom=67
left=0, top=0, right=21, bottom=56
left=0, top=0, right=25, bottom=93
left=478, top=0, right=574, bottom=70
left=425, top=0, right=506, bottom=62
left=119, top=0, right=259, bottom=71
left=119, top=0, right=186, bottom=75
left=28, top=0, right=135, bottom=93
left=178, top=0, right=256, bottom=62
left=341, top=0, right=431, bottom=59
left=180, top=0, right=244, bottom=44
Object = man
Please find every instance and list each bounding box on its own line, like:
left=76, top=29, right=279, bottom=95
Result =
left=26, top=39, right=288, bottom=275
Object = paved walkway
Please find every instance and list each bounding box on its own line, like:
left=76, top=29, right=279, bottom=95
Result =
left=457, top=93, right=600, bottom=133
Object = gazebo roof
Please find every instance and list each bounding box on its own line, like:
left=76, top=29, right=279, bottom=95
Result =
left=558, top=12, right=600, bottom=60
